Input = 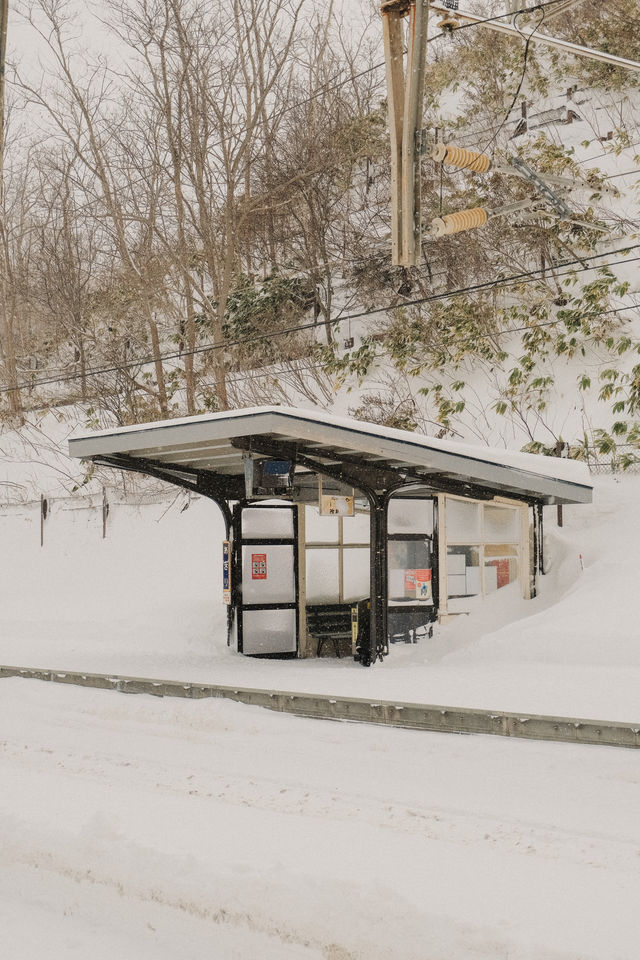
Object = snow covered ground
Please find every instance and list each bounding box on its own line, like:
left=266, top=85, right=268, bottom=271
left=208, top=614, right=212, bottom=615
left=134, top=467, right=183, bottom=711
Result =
left=1, top=471, right=639, bottom=721
left=2, top=678, right=640, bottom=960
left=2, top=445, right=640, bottom=958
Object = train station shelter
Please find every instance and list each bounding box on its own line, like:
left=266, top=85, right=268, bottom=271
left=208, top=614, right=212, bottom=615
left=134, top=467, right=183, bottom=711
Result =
left=69, top=406, right=592, bottom=666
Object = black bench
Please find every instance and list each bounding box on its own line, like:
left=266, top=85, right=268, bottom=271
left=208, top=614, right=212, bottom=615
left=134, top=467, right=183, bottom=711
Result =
left=306, top=603, right=354, bottom=658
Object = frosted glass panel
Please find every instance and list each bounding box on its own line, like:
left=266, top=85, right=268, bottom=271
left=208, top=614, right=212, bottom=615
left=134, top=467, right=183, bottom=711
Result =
left=484, top=505, right=519, bottom=542
left=342, top=512, right=370, bottom=544
left=388, top=498, right=434, bottom=535
left=306, top=548, right=340, bottom=602
left=242, top=608, right=296, bottom=654
left=466, top=566, right=481, bottom=595
left=447, top=574, right=467, bottom=597
left=343, top=548, right=370, bottom=601
left=446, top=499, right=481, bottom=541
left=446, top=546, right=480, bottom=597
left=242, top=545, right=295, bottom=603
left=305, top=507, right=339, bottom=544
left=242, top=507, right=293, bottom=539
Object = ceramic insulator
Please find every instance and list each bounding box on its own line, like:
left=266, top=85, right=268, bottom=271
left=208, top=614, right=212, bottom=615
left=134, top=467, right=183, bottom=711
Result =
left=431, top=143, right=492, bottom=173
left=429, top=207, right=488, bottom=237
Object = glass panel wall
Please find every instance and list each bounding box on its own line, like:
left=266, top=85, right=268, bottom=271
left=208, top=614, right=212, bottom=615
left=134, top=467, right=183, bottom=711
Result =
left=342, top=547, right=370, bottom=602
left=242, top=506, right=294, bottom=539
left=305, top=506, right=369, bottom=605
left=306, top=548, right=340, bottom=603
left=484, top=505, right=519, bottom=542
left=305, top=509, right=339, bottom=543
left=484, top=544, right=519, bottom=593
left=388, top=539, right=433, bottom=602
left=388, top=498, right=434, bottom=536
left=446, top=499, right=481, bottom=542
left=446, top=545, right=481, bottom=598
left=445, top=498, right=523, bottom=611
left=242, top=544, right=296, bottom=604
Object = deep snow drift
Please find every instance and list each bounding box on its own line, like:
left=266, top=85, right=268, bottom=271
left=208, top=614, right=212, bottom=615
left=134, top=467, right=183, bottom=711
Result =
left=1, top=460, right=639, bottom=721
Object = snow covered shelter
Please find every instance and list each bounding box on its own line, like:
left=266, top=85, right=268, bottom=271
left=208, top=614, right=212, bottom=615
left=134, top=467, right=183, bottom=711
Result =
left=69, top=406, right=592, bottom=666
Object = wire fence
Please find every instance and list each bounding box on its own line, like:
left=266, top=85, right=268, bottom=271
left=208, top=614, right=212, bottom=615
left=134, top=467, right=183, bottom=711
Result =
left=585, top=446, right=640, bottom=475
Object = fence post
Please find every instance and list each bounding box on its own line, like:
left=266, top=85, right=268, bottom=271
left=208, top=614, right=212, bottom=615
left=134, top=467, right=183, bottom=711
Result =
left=40, top=494, right=48, bottom=547
left=102, top=487, right=109, bottom=539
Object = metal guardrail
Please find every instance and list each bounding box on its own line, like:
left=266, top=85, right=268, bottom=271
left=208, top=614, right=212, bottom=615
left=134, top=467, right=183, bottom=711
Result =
left=2, top=664, right=639, bottom=749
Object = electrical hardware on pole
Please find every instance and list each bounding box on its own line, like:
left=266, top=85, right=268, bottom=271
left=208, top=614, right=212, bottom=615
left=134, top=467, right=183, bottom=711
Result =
left=381, top=2, right=640, bottom=259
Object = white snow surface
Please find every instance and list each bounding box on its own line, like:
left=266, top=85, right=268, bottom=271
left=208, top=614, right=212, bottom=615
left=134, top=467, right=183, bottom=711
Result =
left=0, top=464, right=638, bottom=721
left=2, top=677, right=640, bottom=960
left=2, top=426, right=640, bottom=960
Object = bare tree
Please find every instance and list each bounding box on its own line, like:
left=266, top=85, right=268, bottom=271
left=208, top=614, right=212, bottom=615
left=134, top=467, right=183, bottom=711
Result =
left=108, top=0, right=307, bottom=410
left=0, top=0, right=23, bottom=421
left=15, top=0, right=171, bottom=416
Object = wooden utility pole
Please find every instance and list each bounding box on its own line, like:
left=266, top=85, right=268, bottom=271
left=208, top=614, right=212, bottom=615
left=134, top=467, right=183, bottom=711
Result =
left=555, top=439, right=568, bottom=528
left=383, top=1, right=640, bottom=252
left=381, top=0, right=429, bottom=266
left=0, top=0, right=7, bottom=189
left=0, top=0, right=23, bottom=422
left=0, top=0, right=7, bottom=196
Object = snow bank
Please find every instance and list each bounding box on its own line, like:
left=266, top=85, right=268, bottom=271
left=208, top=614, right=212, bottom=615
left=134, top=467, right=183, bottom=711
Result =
left=1, top=441, right=639, bottom=720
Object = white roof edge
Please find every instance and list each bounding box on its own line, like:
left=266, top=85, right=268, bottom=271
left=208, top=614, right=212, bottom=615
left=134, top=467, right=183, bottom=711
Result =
left=68, top=405, right=593, bottom=491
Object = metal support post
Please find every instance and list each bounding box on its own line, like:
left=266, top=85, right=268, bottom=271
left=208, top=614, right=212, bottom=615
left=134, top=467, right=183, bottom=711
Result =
left=367, top=493, right=389, bottom=666
left=536, top=503, right=545, bottom=575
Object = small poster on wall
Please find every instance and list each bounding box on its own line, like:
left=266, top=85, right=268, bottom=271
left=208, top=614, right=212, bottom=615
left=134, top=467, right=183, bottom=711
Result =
left=319, top=494, right=355, bottom=517
left=251, top=553, right=267, bottom=580
left=318, top=477, right=355, bottom=516
left=222, top=540, right=231, bottom=604
left=404, top=568, right=432, bottom=600
left=416, top=568, right=432, bottom=601
left=404, top=569, right=418, bottom=594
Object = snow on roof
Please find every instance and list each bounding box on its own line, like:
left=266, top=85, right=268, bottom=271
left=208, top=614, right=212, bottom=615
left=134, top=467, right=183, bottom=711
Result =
left=70, top=405, right=592, bottom=491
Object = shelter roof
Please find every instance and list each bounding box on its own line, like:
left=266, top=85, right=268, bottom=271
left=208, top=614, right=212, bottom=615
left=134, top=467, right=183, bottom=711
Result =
left=68, top=406, right=592, bottom=505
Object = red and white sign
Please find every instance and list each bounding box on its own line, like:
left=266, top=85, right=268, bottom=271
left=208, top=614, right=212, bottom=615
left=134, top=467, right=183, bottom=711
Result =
left=416, top=568, right=432, bottom=601
left=251, top=553, right=267, bottom=580
left=404, top=568, right=432, bottom=600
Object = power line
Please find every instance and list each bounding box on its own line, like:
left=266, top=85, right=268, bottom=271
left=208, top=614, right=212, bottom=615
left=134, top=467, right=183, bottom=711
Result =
left=3, top=243, right=639, bottom=396
left=190, top=302, right=640, bottom=390
left=2, top=0, right=584, bottom=244
left=10, top=300, right=640, bottom=414
left=451, top=5, right=548, bottom=172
